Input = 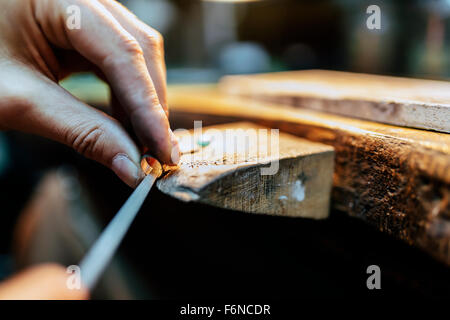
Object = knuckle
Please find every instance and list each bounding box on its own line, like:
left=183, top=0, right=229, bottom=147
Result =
left=147, top=90, right=161, bottom=107
left=69, top=124, right=106, bottom=159
left=153, top=30, right=164, bottom=47
left=119, top=38, right=145, bottom=57
left=126, top=87, right=160, bottom=116
left=102, top=37, right=144, bottom=70
left=140, top=29, right=164, bottom=50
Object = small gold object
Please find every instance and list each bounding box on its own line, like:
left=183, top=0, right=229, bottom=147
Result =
left=140, top=155, right=163, bottom=178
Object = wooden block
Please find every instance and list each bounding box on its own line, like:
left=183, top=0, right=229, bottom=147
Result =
left=167, top=85, right=450, bottom=265
left=219, top=70, right=450, bottom=133
left=156, top=122, right=335, bottom=219
left=59, top=80, right=450, bottom=264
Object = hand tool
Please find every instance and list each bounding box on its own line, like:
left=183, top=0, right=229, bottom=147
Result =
left=79, top=156, right=162, bottom=290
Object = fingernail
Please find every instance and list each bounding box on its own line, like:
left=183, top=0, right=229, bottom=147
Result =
left=111, top=154, right=143, bottom=188
left=169, top=129, right=179, bottom=145
left=169, top=130, right=181, bottom=164
left=171, top=143, right=181, bottom=164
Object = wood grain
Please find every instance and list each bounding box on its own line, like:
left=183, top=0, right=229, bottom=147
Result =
left=219, top=70, right=450, bottom=133
left=157, top=122, right=335, bottom=219
left=167, top=85, right=450, bottom=265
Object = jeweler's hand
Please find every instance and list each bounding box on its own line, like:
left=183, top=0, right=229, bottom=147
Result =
left=0, top=0, right=180, bottom=187
left=0, top=264, right=89, bottom=300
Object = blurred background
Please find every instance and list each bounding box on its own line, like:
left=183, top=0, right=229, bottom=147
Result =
left=130, top=0, right=450, bottom=81
left=1, top=0, right=450, bottom=299
left=60, top=0, right=450, bottom=89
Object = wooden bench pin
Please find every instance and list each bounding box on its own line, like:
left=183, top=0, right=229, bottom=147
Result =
left=157, top=122, right=335, bottom=219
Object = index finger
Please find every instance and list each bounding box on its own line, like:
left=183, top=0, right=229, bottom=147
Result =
left=98, top=0, right=169, bottom=116
left=35, top=0, right=178, bottom=164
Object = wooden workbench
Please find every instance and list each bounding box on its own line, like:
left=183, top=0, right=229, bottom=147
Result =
left=167, top=85, right=450, bottom=265
left=60, top=77, right=450, bottom=266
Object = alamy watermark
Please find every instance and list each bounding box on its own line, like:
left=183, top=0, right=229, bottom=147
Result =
left=67, top=264, right=383, bottom=290
left=366, top=265, right=381, bottom=290
left=172, top=121, right=280, bottom=176
left=66, top=265, right=82, bottom=290
left=66, top=5, right=81, bottom=30
left=366, top=5, right=381, bottom=30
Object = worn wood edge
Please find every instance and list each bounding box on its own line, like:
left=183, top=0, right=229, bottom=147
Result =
left=168, top=86, right=450, bottom=165
left=219, top=70, right=450, bottom=105
left=230, top=95, right=450, bottom=133
left=157, top=121, right=335, bottom=219
left=219, top=70, right=450, bottom=133
left=158, top=154, right=334, bottom=219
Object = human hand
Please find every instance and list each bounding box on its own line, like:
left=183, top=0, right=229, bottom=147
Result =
left=0, top=0, right=180, bottom=187
left=0, top=264, right=89, bottom=300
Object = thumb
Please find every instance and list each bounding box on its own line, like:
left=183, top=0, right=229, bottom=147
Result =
left=0, top=264, right=89, bottom=300
left=1, top=67, right=144, bottom=188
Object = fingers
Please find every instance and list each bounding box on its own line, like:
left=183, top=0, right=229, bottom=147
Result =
left=0, top=64, right=145, bottom=188
left=0, top=264, right=89, bottom=300
left=33, top=0, right=179, bottom=164
left=97, top=0, right=168, bottom=115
